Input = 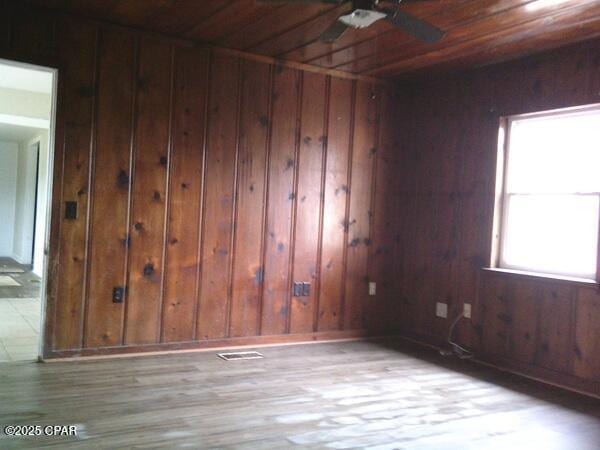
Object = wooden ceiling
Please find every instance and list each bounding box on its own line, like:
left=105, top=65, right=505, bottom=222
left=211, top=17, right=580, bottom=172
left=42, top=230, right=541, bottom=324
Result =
left=29, top=0, right=600, bottom=79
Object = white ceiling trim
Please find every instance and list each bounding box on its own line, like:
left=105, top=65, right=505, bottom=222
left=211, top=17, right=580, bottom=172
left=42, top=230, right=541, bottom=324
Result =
left=0, top=63, right=53, bottom=94
left=0, top=113, right=50, bottom=129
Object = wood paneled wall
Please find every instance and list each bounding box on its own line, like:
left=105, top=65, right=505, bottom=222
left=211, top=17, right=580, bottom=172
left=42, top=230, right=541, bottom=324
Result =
left=393, top=39, right=600, bottom=396
left=0, top=1, right=401, bottom=357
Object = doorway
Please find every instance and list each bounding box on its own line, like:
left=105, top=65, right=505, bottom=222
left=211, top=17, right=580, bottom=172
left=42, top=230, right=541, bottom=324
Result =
left=0, top=59, right=56, bottom=362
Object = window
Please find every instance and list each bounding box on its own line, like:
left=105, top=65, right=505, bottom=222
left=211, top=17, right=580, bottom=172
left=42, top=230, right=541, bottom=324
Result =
left=496, top=106, right=600, bottom=281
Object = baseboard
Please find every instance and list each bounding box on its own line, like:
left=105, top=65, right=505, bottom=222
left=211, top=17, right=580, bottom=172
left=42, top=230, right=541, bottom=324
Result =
left=44, top=328, right=600, bottom=399
left=474, top=353, right=600, bottom=400
left=44, top=329, right=374, bottom=361
left=12, top=252, right=33, bottom=266
left=11, top=252, right=26, bottom=265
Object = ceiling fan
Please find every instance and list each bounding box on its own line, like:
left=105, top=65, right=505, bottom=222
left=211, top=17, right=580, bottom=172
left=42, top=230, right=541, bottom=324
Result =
left=258, top=0, right=445, bottom=44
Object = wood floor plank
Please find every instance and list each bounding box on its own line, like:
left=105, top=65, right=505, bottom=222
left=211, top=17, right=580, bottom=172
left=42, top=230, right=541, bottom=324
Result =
left=1, top=340, right=599, bottom=449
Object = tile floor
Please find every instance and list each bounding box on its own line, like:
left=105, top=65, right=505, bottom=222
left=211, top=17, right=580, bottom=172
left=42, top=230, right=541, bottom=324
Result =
left=0, top=297, right=40, bottom=361
left=0, top=258, right=42, bottom=299
left=0, top=257, right=42, bottom=361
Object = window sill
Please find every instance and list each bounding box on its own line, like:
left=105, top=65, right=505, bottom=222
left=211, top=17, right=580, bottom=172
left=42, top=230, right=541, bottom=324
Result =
left=482, top=267, right=598, bottom=288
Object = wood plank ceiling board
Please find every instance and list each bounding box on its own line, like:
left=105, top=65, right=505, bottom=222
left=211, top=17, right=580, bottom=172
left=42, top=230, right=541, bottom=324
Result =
left=313, top=0, right=523, bottom=71
left=25, top=0, right=600, bottom=78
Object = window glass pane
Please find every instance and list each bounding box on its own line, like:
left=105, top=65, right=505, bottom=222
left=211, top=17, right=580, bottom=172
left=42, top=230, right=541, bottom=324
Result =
left=502, top=194, right=598, bottom=278
left=507, top=111, right=600, bottom=194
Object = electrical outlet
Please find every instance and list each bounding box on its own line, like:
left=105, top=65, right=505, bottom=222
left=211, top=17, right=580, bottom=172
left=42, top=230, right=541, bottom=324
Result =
left=292, top=282, right=303, bottom=297
left=302, top=282, right=310, bottom=297
left=368, top=282, right=376, bottom=296
left=463, top=303, right=472, bottom=319
left=436, top=302, right=448, bottom=319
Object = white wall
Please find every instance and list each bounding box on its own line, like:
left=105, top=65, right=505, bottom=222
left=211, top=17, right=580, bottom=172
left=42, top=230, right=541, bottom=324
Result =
left=12, top=139, right=36, bottom=265
left=0, top=141, right=18, bottom=256
left=0, top=87, right=51, bottom=120
left=33, top=132, right=49, bottom=276
left=12, top=131, right=49, bottom=275
left=0, top=61, right=53, bottom=278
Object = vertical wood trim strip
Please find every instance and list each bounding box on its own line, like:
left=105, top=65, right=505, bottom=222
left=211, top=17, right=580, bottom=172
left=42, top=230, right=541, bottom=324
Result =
left=285, top=70, right=304, bottom=334
left=257, top=65, right=275, bottom=336
left=365, top=85, right=382, bottom=329
left=49, top=12, right=57, bottom=57
left=338, top=80, right=357, bottom=331
left=567, top=285, right=578, bottom=374
left=6, top=0, right=14, bottom=52
left=35, top=7, right=62, bottom=355
left=193, top=49, right=213, bottom=341
left=79, top=24, right=100, bottom=349
left=226, top=57, right=244, bottom=337
left=366, top=85, right=381, bottom=280
left=159, top=45, right=176, bottom=342
left=121, top=35, right=140, bottom=345
left=596, top=194, right=600, bottom=284
left=49, top=69, right=66, bottom=351
left=313, top=75, right=331, bottom=332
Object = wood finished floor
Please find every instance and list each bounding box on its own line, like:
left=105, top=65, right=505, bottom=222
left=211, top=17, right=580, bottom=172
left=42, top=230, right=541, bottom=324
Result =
left=1, top=340, right=599, bottom=449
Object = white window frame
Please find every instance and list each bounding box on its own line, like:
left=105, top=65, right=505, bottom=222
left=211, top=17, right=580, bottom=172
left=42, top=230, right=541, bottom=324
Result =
left=494, top=104, right=600, bottom=283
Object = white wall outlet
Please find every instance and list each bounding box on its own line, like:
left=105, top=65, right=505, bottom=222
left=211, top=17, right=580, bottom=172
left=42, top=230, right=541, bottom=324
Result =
left=436, top=302, right=448, bottom=319
left=463, top=303, right=472, bottom=319
left=368, top=282, right=376, bottom=296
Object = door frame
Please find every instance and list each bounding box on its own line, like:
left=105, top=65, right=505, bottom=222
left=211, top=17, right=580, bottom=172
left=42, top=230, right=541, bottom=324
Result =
left=0, top=57, right=58, bottom=362
left=30, top=140, right=41, bottom=267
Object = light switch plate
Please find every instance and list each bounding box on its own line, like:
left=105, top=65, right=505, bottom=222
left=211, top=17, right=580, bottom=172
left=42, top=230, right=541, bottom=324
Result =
left=436, top=302, right=448, bottom=319
left=65, top=201, right=78, bottom=219
left=368, top=282, right=376, bottom=296
left=463, top=303, right=472, bottom=319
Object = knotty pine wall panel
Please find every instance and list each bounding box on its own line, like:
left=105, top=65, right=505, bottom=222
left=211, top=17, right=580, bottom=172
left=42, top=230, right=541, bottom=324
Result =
left=289, top=72, right=328, bottom=334
left=574, top=287, right=600, bottom=381
left=228, top=60, right=271, bottom=339
left=1, top=3, right=400, bottom=357
left=317, top=78, right=353, bottom=332
left=260, top=66, right=300, bottom=337
left=196, top=52, right=240, bottom=341
left=366, top=89, right=403, bottom=334
left=343, top=81, right=379, bottom=331
left=84, top=28, right=136, bottom=349
left=161, top=47, right=209, bottom=344
left=394, top=39, right=600, bottom=396
left=51, top=18, right=96, bottom=350
left=124, top=37, right=172, bottom=345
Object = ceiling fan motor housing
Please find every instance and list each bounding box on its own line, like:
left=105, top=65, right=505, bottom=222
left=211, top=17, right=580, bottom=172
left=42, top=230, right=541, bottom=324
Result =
left=339, top=0, right=386, bottom=29
left=339, top=9, right=387, bottom=28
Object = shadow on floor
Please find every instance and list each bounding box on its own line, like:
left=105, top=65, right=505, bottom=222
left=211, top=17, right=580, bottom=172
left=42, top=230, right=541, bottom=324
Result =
left=374, top=337, right=600, bottom=417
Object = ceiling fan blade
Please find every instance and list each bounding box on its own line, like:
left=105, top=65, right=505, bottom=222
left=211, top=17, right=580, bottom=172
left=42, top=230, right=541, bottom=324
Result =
left=257, top=0, right=346, bottom=4
left=386, top=9, right=445, bottom=43
left=319, top=19, right=349, bottom=43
